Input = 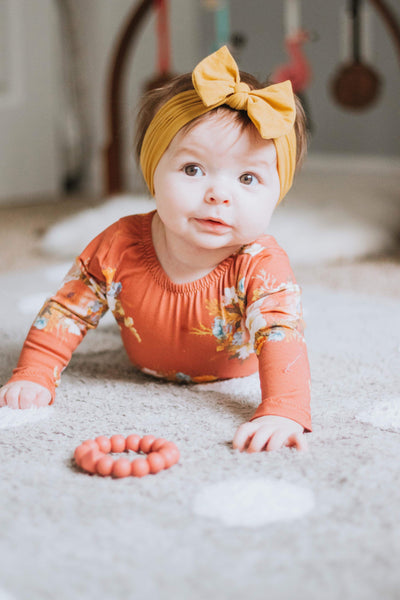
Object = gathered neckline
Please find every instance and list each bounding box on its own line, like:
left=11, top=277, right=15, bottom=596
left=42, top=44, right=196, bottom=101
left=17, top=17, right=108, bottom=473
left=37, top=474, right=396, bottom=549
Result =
left=140, top=211, right=237, bottom=294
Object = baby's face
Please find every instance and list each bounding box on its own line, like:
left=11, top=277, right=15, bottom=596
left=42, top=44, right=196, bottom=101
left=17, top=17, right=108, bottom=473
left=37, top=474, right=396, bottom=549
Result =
left=153, top=111, right=280, bottom=256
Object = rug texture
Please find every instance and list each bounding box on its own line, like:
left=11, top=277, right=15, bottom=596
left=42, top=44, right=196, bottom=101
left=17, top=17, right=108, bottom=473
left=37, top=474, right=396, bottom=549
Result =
left=1, top=256, right=400, bottom=600
left=1, top=162, right=400, bottom=600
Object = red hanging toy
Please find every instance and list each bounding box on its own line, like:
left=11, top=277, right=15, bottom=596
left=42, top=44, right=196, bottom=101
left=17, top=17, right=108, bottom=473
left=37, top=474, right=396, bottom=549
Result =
left=144, top=0, right=175, bottom=91
left=270, top=30, right=312, bottom=95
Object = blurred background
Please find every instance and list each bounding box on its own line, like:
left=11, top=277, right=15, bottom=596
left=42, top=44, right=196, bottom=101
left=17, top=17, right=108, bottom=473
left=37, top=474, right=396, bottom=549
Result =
left=0, top=0, right=399, bottom=277
left=0, top=0, right=398, bottom=203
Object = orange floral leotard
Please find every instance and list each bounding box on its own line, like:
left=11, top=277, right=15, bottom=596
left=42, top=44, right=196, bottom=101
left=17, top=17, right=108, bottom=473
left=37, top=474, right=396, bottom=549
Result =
left=9, top=211, right=312, bottom=430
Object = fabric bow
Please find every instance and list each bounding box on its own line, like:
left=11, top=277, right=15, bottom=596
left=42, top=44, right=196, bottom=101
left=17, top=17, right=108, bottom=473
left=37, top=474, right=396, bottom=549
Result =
left=192, top=45, right=295, bottom=139
left=140, top=45, right=298, bottom=202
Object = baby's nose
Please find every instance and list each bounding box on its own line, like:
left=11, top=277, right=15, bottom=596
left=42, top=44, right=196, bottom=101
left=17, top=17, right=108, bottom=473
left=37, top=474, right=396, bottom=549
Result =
left=205, top=187, right=231, bottom=205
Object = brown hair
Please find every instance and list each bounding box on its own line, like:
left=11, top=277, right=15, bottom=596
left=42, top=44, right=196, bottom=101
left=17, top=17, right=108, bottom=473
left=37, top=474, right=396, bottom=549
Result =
left=135, top=71, right=308, bottom=170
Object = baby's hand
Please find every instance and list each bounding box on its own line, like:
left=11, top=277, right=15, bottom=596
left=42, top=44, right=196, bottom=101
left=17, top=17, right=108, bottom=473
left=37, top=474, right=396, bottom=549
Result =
left=0, top=381, right=51, bottom=410
left=232, top=415, right=307, bottom=453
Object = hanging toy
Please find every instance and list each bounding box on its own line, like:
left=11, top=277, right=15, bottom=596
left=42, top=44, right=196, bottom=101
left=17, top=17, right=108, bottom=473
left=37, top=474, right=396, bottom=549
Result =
left=214, top=0, right=230, bottom=50
left=271, top=0, right=313, bottom=131
left=270, top=29, right=312, bottom=95
left=203, top=0, right=247, bottom=60
left=144, top=0, right=175, bottom=91
left=331, top=0, right=381, bottom=110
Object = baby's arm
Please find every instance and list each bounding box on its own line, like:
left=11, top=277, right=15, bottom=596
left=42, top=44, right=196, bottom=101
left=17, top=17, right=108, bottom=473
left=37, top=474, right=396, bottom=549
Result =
left=233, top=248, right=312, bottom=451
left=2, top=257, right=109, bottom=408
left=233, top=327, right=311, bottom=453
left=0, top=381, right=51, bottom=409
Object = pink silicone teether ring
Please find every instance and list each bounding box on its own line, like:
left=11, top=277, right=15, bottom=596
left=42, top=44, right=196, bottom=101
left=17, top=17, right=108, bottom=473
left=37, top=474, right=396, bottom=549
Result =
left=74, top=434, right=180, bottom=478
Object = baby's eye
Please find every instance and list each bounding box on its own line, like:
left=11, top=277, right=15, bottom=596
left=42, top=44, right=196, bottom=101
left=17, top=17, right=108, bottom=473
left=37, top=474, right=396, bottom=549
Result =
left=239, top=173, right=258, bottom=186
left=184, top=164, right=203, bottom=177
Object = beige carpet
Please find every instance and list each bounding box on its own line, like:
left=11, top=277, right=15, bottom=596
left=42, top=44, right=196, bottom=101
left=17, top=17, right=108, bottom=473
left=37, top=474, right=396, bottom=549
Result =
left=1, top=172, right=400, bottom=599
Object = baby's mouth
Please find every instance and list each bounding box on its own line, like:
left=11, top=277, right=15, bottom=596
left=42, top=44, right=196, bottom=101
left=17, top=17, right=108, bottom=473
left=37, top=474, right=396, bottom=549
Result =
left=194, top=217, right=232, bottom=233
left=197, top=217, right=230, bottom=226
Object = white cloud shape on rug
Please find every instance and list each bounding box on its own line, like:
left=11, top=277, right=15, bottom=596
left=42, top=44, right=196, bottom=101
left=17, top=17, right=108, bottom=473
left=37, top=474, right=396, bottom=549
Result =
left=193, top=478, right=315, bottom=527
left=40, top=191, right=397, bottom=266
left=356, top=399, right=400, bottom=433
left=0, top=406, right=53, bottom=428
left=0, top=589, right=17, bottom=600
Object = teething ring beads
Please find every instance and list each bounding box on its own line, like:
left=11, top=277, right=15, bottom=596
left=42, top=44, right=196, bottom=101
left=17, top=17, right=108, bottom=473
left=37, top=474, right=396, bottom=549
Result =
left=131, top=457, right=151, bottom=477
left=110, top=434, right=126, bottom=453
left=126, top=434, right=141, bottom=452
left=139, top=434, right=157, bottom=454
left=112, top=457, right=132, bottom=478
left=74, top=435, right=179, bottom=478
left=96, top=454, right=114, bottom=476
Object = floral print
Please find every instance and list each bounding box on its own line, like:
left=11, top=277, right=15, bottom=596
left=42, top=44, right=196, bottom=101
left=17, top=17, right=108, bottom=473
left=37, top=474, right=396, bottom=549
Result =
left=240, top=242, right=265, bottom=257
left=246, top=270, right=305, bottom=354
left=63, top=260, right=109, bottom=322
left=10, top=213, right=311, bottom=430
left=35, top=259, right=110, bottom=330
left=191, top=265, right=304, bottom=360
left=141, top=367, right=217, bottom=383
left=102, top=267, right=141, bottom=342
left=33, top=303, right=86, bottom=339
left=191, top=277, right=253, bottom=360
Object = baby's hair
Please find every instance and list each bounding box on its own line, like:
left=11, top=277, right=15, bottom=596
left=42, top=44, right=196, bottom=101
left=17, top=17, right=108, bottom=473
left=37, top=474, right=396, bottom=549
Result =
left=135, top=71, right=308, bottom=170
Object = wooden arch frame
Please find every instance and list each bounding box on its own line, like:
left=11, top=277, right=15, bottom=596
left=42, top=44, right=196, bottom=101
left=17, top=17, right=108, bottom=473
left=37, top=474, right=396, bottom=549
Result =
left=103, top=0, right=153, bottom=195
left=103, top=0, right=400, bottom=196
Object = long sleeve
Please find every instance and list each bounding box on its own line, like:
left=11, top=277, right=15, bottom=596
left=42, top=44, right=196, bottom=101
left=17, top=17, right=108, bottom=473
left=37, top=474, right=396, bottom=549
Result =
left=8, top=257, right=109, bottom=401
left=251, top=336, right=311, bottom=431
left=242, top=242, right=312, bottom=431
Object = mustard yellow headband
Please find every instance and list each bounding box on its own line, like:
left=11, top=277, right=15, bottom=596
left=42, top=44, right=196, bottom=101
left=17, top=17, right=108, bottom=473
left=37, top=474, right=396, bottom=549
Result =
left=140, top=45, right=297, bottom=203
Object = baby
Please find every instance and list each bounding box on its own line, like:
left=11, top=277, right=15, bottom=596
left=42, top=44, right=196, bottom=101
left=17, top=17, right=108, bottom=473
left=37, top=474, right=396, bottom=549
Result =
left=0, top=46, right=311, bottom=452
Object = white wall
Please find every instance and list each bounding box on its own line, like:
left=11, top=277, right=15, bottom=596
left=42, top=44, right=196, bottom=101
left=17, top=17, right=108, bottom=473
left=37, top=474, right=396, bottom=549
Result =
left=303, top=0, right=400, bottom=157
left=200, top=0, right=400, bottom=158
left=0, top=0, right=59, bottom=202
left=1, top=0, right=398, bottom=204
left=0, top=0, right=201, bottom=203
left=71, top=0, right=202, bottom=195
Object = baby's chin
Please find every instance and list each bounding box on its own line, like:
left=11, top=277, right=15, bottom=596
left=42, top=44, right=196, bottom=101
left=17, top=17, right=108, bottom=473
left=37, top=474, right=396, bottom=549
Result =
left=235, top=231, right=269, bottom=246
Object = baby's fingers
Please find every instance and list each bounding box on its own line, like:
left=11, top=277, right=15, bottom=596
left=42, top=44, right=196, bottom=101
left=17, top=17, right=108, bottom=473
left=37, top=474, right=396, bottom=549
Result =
left=36, top=389, right=52, bottom=408
left=19, top=388, right=48, bottom=409
left=265, top=429, right=293, bottom=452
left=285, top=432, right=308, bottom=451
left=1, top=385, right=20, bottom=409
left=246, top=426, right=274, bottom=453
left=0, top=383, right=51, bottom=409
left=232, top=422, right=258, bottom=451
